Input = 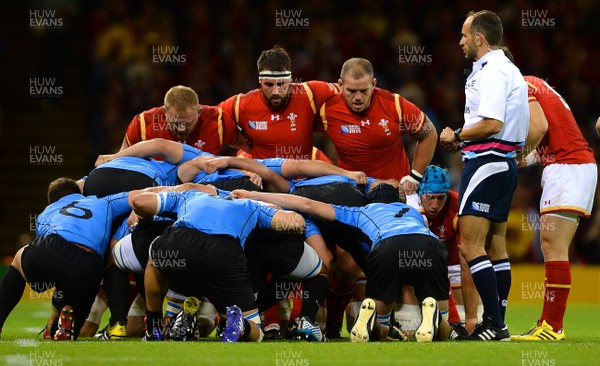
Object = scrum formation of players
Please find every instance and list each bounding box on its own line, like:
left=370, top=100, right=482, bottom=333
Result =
left=0, top=10, right=596, bottom=344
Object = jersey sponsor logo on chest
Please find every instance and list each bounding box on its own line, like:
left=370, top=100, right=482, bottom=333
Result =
left=340, top=118, right=392, bottom=135
left=341, top=125, right=362, bottom=134
left=248, top=112, right=299, bottom=131
left=248, top=121, right=268, bottom=130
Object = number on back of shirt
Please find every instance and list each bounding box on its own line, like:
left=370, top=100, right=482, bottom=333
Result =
left=59, top=201, right=92, bottom=219
left=395, top=207, right=409, bottom=218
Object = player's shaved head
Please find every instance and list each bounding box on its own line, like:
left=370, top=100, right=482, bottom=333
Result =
left=47, top=177, right=80, bottom=204
left=340, top=58, right=374, bottom=81
left=164, top=85, right=199, bottom=112
left=467, top=10, right=503, bottom=46
left=257, top=45, right=291, bottom=72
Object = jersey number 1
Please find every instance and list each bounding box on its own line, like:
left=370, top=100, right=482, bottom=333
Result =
left=395, top=207, right=410, bottom=218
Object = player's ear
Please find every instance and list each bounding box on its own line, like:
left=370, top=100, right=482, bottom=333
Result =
left=338, top=78, right=343, bottom=87
left=475, top=32, right=482, bottom=45
left=372, top=78, right=377, bottom=87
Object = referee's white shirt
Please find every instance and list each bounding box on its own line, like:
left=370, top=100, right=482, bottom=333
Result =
left=462, top=49, right=529, bottom=160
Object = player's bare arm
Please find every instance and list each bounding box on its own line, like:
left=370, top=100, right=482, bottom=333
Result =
left=231, top=190, right=336, bottom=221
left=176, top=156, right=214, bottom=182
left=402, top=117, right=437, bottom=193
left=518, top=100, right=549, bottom=167
left=119, top=137, right=130, bottom=151
left=270, top=210, right=306, bottom=235
left=95, top=138, right=185, bottom=166
left=281, top=159, right=367, bottom=184
left=204, top=156, right=290, bottom=192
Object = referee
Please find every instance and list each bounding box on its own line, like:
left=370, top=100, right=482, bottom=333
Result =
left=440, top=10, right=529, bottom=341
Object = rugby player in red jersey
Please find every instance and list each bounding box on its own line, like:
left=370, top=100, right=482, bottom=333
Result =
left=122, top=85, right=249, bottom=155
left=219, top=46, right=340, bottom=161
left=316, top=57, right=438, bottom=337
left=511, top=75, right=597, bottom=340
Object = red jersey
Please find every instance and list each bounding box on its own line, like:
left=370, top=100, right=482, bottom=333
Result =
left=124, top=105, right=241, bottom=154
left=316, top=88, right=426, bottom=180
left=427, top=190, right=460, bottom=266
left=525, top=76, right=595, bottom=166
left=220, top=81, right=340, bottom=159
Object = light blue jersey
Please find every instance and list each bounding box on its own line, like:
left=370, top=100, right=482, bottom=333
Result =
left=94, top=145, right=210, bottom=185
left=156, top=191, right=278, bottom=248
left=36, top=192, right=132, bottom=259
left=112, top=217, right=130, bottom=241
left=254, top=158, right=285, bottom=176
left=192, top=157, right=286, bottom=184
left=333, top=202, right=437, bottom=252
left=304, top=216, right=321, bottom=239
left=192, top=169, right=246, bottom=183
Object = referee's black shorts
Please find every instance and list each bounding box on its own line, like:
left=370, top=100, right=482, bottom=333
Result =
left=149, top=226, right=256, bottom=314
left=365, top=234, right=449, bottom=303
left=458, top=156, right=518, bottom=222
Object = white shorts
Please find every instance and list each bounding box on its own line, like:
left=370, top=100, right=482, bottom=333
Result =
left=112, top=234, right=145, bottom=274
left=541, top=163, right=597, bottom=218
left=448, top=264, right=461, bottom=287
left=280, top=242, right=322, bottom=281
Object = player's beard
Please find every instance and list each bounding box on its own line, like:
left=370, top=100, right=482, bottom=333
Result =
left=172, top=131, right=187, bottom=140
left=170, top=127, right=190, bottom=141
left=464, top=40, right=478, bottom=61
left=267, top=93, right=289, bottom=109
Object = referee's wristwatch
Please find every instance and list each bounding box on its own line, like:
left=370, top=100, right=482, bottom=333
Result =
left=453, top=127, right=463, bottom=142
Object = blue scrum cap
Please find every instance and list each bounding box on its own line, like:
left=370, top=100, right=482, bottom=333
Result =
left=417, top=166, right=450, bottom=195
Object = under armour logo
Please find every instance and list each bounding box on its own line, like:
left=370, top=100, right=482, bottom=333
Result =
left=544, top=200, right=551, bottom=205
left=361, top=119, right=370, bottom=126
left=271, top=114, right=280, bottom=121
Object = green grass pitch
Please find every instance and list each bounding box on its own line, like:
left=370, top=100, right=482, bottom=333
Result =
left=1, top=300, right=599, bottom=366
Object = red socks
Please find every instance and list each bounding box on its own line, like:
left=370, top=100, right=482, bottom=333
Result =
left=448, top=287, right=461, bottom=323
left=262, top=302, right=280, bottom=327
left=540, top=261, right=571, bottom=331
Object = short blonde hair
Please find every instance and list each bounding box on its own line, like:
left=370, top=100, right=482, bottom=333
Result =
left=164, top=85, right=199, bottom=111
